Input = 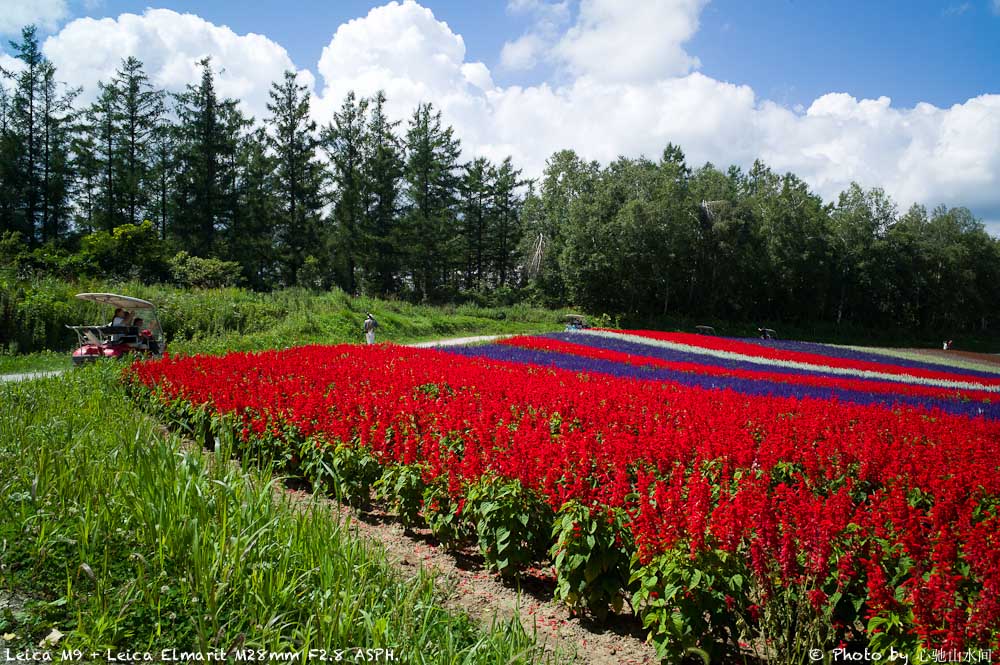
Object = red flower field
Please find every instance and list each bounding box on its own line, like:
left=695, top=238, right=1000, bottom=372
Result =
left=126, top=340, right=1000, bottom=660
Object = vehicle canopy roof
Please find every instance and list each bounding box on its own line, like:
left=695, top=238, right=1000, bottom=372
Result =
left=563, top=313, right=588, bottom=321
left=75, top=293, right=156, bottom=310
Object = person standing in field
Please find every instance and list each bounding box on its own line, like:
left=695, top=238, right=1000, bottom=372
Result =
left=363, top=312, right=379, bottom=345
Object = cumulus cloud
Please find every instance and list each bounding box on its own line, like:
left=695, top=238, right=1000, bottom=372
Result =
left=500, top=33, right=546, bottom=71
left=13, top=1, right=998, bottom=230
left=312, top=1, right=492, bottom=129
left=306, top=0, right=1000, bottom=230
left=554, top=0, right=706, bottom=82
left=0, top=0, right=68, bottom=35
left=40, top=8, right=313, bottom=121
left=499, top=0, right=569, bottom=71
left=0, top=51, right=25, bottom=76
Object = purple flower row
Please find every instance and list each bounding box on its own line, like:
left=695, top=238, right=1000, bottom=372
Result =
left=445, top=344, right=1000, bottom=421
left=544, top=332, right=960, bottom=389
left=730, top=337, right=1000, bottom=379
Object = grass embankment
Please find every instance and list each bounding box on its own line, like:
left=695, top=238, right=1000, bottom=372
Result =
left=1, top=277, right=569, bottom=364
left=0, top=350, right=65, bottom=374
left=0, top=364, right=555, bottom=663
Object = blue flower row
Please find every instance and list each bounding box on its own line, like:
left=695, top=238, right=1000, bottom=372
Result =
left=445, top=343, right=999, bottom=420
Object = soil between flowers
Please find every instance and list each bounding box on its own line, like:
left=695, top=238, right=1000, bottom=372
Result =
left=276, top=485, right=660, bottom=665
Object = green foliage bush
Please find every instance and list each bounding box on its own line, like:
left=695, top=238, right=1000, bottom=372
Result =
left=80, top=221, right=170, bottom=282
left=550, top=501, right=633, bottom=620
left=374, top=463, right=428, bottom=530
left=168, top=251, right=242, bottom=289
left=0, top=276, right=564, bottom=354
left=421, top=477, right=476, bottom=551
left=299, top=437, right=383, bottom=507
left=465, top=475, right=552, bottom=578
left=630, top=548, right=750, bottom=662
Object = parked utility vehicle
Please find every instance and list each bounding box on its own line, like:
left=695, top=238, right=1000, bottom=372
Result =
left=68, top=293, right=166, bottom=366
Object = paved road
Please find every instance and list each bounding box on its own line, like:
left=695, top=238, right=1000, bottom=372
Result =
left=0, top=369, right=66, bottom=383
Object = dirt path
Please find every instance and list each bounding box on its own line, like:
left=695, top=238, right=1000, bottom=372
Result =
left=278, top=488, right=659, bottom=665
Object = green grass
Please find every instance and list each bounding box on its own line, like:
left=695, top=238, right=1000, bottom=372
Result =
left=0, top=364, right=559, bottom=663
left=0, top=350, right=66, bottom=374
left=1, top=277, right=570, bottom=356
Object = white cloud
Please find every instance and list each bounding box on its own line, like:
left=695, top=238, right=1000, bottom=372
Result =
left=499, top=0, right=569, bottom=71
left=308, top=0, right=1000, bottom=229
left=312, top=1, right=491, bottom=127
left=17, top=1, right=999, bottom=231
left=0, top=0, right=68, bottom=35
left=500, top=33, right=545, bottom=71
left=993, top=0, right=1000, bottom=15
left=0, top=51, right=25, bottom=75
left=554, top=0, right=706, bottom=82
left=40, top=8, right=313, bottom=121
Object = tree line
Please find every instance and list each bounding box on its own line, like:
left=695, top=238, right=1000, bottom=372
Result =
left=1, top=27, right=525, bottom=300
left=2, top=25, right=998, bottom=333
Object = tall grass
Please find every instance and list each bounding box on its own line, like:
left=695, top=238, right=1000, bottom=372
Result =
left=0, top=364, right=558, bottom=663
left=0, top=277, right=568, bottom=355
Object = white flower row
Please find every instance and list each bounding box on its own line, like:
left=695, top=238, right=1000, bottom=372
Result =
left=573, top=330, right=1000, bottom=394
left=836, top=344, right=1000, bottom=377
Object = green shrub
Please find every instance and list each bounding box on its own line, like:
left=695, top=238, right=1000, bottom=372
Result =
left=168, top=251, right=242, bottom=289
left=421, top=477, right=475, bottom=551
left=550, top=501, right=633, bottom=620
left=465, top=475, right=552, bottom=578
left=299, top=437, right=383, bottom=507
left=374, top=463, right=428, bottom=530
left=630, top=547, right=750, bottom=663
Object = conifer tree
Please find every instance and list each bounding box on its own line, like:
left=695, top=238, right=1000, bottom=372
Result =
left=361, top=90, right=404, bottom=295
left=265, top=70, right=326, bottom=286
left=111, top=57, right=164, bottom=226
left=172, top=58, right=248, bottom=256
left=490, top=156, right=527, bottom=288
left=459, top=156, right=493, bottom=290
left=402, top=102, right=461, bottom=300
left=322, top=91, right=368, bottom=294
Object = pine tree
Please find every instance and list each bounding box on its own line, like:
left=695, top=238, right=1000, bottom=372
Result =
left=0, top=66, right=18, bottom=235
left=148, top=117, right=175, bottom=240
left=111, top=57, right=164, bottom=226
left=86, top=83, right=120, bottom=231
left=361, top=90, right=404, bottom=295
left=459, top=156, right=493, bottom=290
left=5, top=26, right=45, bottom=243
left=401, top=102, right=461, bottom=300
left=322, top=91, right=368, bottom=294
left=38, top=61, right=78, bottom=243
left=265, top=70, right=326, bottom=286
left=0, top=27, right=77, bottom=245
left=172, top=58, right=248, bottom=256
left=232, top=127, right=278, bottom=287
left=489, top=156, right=527, bottom=288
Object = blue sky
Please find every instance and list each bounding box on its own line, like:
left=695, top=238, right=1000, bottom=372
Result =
left=3, top=0, right=1000, bottom=231
left=36, top=0, right=1000, bottom=109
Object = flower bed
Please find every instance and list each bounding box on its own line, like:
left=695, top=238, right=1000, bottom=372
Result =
left=126, top=340, right=1000, bottom=661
